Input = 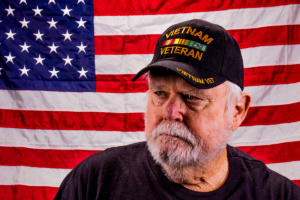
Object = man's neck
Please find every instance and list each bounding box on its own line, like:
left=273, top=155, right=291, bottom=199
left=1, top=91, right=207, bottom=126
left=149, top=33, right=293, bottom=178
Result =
left=161, top=148, right=229, bottom=192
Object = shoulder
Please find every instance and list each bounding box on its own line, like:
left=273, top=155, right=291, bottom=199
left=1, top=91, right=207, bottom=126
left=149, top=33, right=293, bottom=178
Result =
left=227, top=145, right=300, bottom=199
left=54, top=142, right=148, bottom=199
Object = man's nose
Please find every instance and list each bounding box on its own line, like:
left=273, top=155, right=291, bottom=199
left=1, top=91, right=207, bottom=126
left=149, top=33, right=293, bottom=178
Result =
left=163, top=96, right=184, bottom=122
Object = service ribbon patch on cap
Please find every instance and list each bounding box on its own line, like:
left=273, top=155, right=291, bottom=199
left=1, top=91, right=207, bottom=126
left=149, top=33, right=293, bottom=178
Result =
left=162, top=38, right=207, bottom=52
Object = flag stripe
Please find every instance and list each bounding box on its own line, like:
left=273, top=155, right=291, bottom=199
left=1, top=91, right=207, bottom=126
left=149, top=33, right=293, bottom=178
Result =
left=0, top=90, right=148, bottom=113
left=94, top=4, right=300, bottom=35
left=0, top=83, right=299, bottom=112
left=95, top=45, right=300, bottom=75
left=1, top=102, right=300, bottom=131
left=93, top=0, right=298, bottom=16
left=0, top=165, right=71, bottom=187
left=94, top=25, right=300, bottom=55
left=2, top=141, right=300, bottom=169
left=95, top=63, right=300, bottom=93
left=0, top=185, right=57, bottom=200
left=244, top=64, right=300, bottom=86
left=229, top=121, right=300, bottom=147
left=236, top=141, right=300, bottom=164
left=1, top=121, right=300, bottom=150
left=0, top=128, right=146, bottom=150
left=0, top=146, right=99, bottom=169
left=267, top=161, right=300, bottom=180
left=0, top=109, right=145, bottom=131
left=242, top=102, right=300, bottom=126
left=0, top=162, right=299, bottom=187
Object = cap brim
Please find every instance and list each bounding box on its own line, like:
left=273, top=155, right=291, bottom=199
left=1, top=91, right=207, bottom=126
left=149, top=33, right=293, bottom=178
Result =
left=132, top=60, right=227, bottom=89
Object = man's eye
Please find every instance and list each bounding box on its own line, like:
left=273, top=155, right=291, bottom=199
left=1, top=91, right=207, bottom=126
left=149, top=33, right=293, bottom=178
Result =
left=154, top=91, right=165, bottom=97
left=185, top=95, right=198, bottom=100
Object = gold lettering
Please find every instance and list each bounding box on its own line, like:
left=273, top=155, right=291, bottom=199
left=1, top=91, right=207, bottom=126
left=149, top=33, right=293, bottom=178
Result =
left=166, top=30, right=174, bottom=39
left=174, top=29, right=180, bottom=35
left=195, top=51, right=203, bottom=60
left=161, top=47, right=166, bottom=55
left=183, top=71, right=187, bottom=76
left=170, top=46, right=176, bottom=54
left=197, top=78, right=204, bottom=84
left=181, top=48, right=188, bottom=56
left=177, top=68, right=182, bottom=72
left=202, top=34, right=213, bottom=44
left=174, top=46, right=182, bottom=54
left=186, top=27, right=197, bottom=36
left=204, top=78, right=214, bottom=84
left=165, top=47, right=170, bottom=54
left=187, top=49, right=195, bottom=57
left=193, top=31, right=203, bottom=40
left=181, top=27, right=188, bottom=33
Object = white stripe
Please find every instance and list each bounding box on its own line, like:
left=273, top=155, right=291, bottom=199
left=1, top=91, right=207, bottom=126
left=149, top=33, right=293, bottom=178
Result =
left=0, top=165, right=71, bottom=187
left=0, top=90, right=147, bottom=113
left=244, top=82, right=300, bottom=107
left=0, top=83, right=299, bottom=111
left=267, top=161, right=300, bottom=180
left=242, top=45, right=300, bottom=68
left=0, top=162, right=298, bottom=187
left=94, top=4, right=300, bottom=35
left=0, top=128, right=146, bottom=150
left=95, top=45, right=300, bottom=74
left=1, top=120, right=300, bottom=150
left=228, top=121, right=300, bottom=147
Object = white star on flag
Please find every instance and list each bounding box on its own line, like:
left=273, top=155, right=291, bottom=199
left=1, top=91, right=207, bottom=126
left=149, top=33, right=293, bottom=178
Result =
left=0, top=68, right=2, bottom=75
left=20, top=0, right=27, bottom=4
left=5, top=5, right=15, bottom=16
left=76, top=17, right=87, bottom=28
left=34, top=54, right=45, bottom=65
left=19, top=18, right=30, bottom=28
left=32, top=6, right=43, bottom=17
left=4, top=52, right=16, bottom=64
left=19, top=66, right=30, bottom=76
left=34, top=30, right=44, bottom=41
left=48, top=0, right=56, bottom=4
left=20, top=42, right=31, bottom=53
left=61, top=5, right=72, bottom=16
left=77, top=0, right=85, bottom=4
left=5, top=29, right=16, bottom=40
left=62, top=30, right=73, bottom=41
left=63, top=55, right=73, bottom=66
left=48, top=43, right=59, bottom=53
left=49, top=67, right=60, bottom=78
left=78, top=67, right=88, bottom=78
left=47, top=18, right=58, bottom=29
left=76, top=42, right=87, bottom=53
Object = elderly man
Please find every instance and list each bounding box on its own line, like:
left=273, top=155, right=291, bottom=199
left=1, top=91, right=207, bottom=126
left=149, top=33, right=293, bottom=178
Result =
left=54, top=19, right=300, bottom=199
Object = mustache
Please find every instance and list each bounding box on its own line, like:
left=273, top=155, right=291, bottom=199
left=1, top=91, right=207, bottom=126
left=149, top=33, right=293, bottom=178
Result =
left=151, top=122, right=198, bottom=147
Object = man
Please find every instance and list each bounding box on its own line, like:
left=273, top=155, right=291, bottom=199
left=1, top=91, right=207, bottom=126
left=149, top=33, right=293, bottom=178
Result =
left=54, top=19, right=300, bottom=199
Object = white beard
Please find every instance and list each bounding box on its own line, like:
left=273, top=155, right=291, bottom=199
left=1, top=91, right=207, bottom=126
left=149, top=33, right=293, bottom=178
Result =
left=146, top=116, right=233, bottom=183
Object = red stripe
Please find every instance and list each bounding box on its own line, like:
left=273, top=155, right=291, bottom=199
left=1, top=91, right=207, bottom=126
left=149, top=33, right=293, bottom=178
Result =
left=96, top=74, right=148, bottom=93
left=0, top=185, right=58, bottom=200
left=237, top=141, right=300, bottom=164
left=292, top=180, right=300, bottom=187
left=242, top=102, right=300, bottom=126
left=93, top=0, right=298, bottom=16
left=0, top=146, right=99, bottom=169
left=0, top=109, right=145, bottom=131
left=244, top=64, right=300, bottom=86
left=94, top=25, right=300, bottom=55
left=95, top=64, right=300, bottom=93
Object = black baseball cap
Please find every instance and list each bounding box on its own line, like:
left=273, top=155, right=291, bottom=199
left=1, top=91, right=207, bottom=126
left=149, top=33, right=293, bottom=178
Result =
left=132, top=19, right=244, bottom=90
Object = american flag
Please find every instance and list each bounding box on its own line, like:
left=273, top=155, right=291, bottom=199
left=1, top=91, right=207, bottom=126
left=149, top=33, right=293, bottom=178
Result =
left=0, top=0, right=299, bottom=199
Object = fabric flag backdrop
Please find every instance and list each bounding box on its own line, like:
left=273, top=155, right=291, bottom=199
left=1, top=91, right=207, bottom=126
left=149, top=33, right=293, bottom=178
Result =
left=0, top=0, right=300, bottom=199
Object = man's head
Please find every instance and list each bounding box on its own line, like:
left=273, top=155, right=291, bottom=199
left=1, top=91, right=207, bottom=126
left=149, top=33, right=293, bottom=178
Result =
left=132, top=19, right=251, bottom=180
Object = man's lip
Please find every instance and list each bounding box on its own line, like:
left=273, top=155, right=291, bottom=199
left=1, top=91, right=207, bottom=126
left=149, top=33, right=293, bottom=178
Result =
left=159, top=134, right=194, bottom=146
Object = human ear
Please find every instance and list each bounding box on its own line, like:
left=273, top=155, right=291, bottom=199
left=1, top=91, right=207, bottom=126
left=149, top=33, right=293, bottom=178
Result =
left=232, top=93, right=252, bottom=130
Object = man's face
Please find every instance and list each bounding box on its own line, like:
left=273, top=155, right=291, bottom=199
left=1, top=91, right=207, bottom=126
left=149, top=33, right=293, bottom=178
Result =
left=146, top=71, right=234, bottom=168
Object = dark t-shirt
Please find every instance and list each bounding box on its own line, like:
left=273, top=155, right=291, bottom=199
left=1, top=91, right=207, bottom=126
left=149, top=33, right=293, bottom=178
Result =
left=54, top=142, right=300, bottom=200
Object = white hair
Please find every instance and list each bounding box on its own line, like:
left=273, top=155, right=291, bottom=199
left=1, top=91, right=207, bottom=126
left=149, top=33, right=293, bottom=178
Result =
left=225, top=80, right=242, bottom=114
